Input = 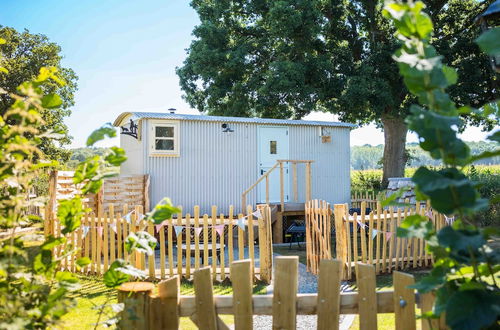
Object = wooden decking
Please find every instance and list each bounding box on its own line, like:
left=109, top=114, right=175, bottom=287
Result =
left=263, top=202, right=306, bottom=243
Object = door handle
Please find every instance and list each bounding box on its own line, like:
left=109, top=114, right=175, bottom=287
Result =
left=261, top=169, right=264, bottom=175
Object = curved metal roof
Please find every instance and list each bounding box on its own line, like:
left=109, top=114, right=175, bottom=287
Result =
left=113, top=112, right=357, bottom=128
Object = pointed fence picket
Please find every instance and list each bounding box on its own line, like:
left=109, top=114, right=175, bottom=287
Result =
left=118, top=257, right=447, bottom=330
left=48, top=204, right=273, bottom=283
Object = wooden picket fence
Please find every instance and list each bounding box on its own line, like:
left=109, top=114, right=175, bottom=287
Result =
left=47, top=170, right=150, bottom=216
left=334, top=201, right=450, bottom=280
left=350, top=190, right=379, bottom=210
left=305, top=200, right=332, bottom=274
left=49, top=204, right=273, bottom=283
left=117, top=257, right=446, bottom=330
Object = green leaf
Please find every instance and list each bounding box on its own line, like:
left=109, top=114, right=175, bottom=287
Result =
left=437, top=226, right=486, bottom=264
left=105, top=146, right=127, bottom=166
left=86, top=123, right=116, bottom=146
left=475, top=27, right=500, bottom=56
left=409, top=274, right=445, bottom=293
left=56, top=271, right=79, bottom=289
left=104, top=260, right=130, bottom=288
left=41, top=236, right=67, bottom=250
left=445, top=289, right=500, bottom=330
left=147, top=198, right=181, bottom=224
left=76, top=257, right=91, bottom=268
left=442, top=66, right=457, bottom=85
left=125, top=231, right=157, bottom=255
left=468, top=150, right=500, bottom=164
left=57, top=198, right=85, bottom=234
left=397, top=214, right=435, bottom=241
left=33, top=249, right=56, bottom=274
left=380, top=187, right=411, bottom=208
left=41, top=94, right=62, bottom=109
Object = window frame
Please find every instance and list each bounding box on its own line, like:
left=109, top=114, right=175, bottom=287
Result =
left=149, top=120, right=180, bottom=157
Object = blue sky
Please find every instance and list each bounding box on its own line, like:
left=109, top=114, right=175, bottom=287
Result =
left=1, top=0, right=491, bottom=148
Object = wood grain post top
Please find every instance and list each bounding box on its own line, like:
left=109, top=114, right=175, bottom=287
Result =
left=118, top=281, right=155, bottom=293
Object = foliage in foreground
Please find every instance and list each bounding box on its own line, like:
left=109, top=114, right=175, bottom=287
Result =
left=384, top=2, right=499, bottom=329
left=0, top=40, right=130, bottom=327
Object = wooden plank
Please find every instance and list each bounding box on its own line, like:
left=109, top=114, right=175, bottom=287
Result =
left=96, top=213, right=103, bottom=275
left=357, top=262, right=377, bottom=330
left=393, top=271, right=416, bottom=330
left=247, top=205, right=255, bottom=276
left=193, top=268, right=218, bottom=330
left=143, top=174, right=150, bottom=212
left=91, top=214, right=97, bottom=273
left=109, top=206, right=116, bottom=265
left=395, top=209, right=401, bottom=271
left=194, top=206, right=200, bottom=271
left=388, top=208, right=395, bottom=273
left=103, top=213, right=109, bottom=272
left=148, top=221, right=155, bottom=279
left=265, top=174, right=269, bottom=205
left=272, top=256, right=298, bottom=330
left=352, top=210, right=358, bottom=274
left=203, top=214, right=209, bottom=268
left=160, top=219, right=166, bottom=279
left=231, top=260, right=253, bottom=330
left=279, top=162, right=284, bottom=211
left=149, top=276, right=179, bottom=329
left=211, top=206, right=217, bottom=277
left=360, top=208, right=367, bottom=263
left=185, top=213, right=191, bottom=278
left=317, top=259, right=341, bottom=330
left=375, top=209, right=382, bottom=274
left=345, top=208, right=352, bottom=280
left=83, top=215, right=90, bottom=273
left=305, top=162, right=311, bottom=201
left=177, top=206, right=183, bottom=279
left=219, top=213, right=226, bottom=280
left=421, top=292, right=442, bottom=330
left=368, top=212, right=374, bottom=269
left=238, top=214, right=244, bottom=260
left=168, top=216, right=174, bottom=276
left=228, top=206, right=234, bottom=268
left=292, top=161, right=298, bottom=202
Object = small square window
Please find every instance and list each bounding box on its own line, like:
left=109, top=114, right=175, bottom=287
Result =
left=150, top=120, right=179, bottom=156
left=156, top=126, right=174, bottom=138
left=270, top=141, right=277, bottom=154
left=155, top=139, right=174, bottom=150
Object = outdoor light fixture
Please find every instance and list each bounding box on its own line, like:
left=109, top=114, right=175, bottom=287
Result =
left=221, top=123, right=234, bottom=133
left=477, top=0, right=500, bottom=73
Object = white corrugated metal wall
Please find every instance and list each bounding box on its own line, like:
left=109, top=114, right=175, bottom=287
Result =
left=289, top=126, right=351, bottom=205
left=143, top=120, right=258, bottom=215
left=121, top=119, right=351, bottom=214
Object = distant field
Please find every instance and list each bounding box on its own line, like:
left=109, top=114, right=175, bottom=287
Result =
left=351, top=164, right=500, bottom=191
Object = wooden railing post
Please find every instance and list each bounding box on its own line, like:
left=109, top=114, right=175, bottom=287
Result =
left=292, top=161, right=298, bottom=202
left=356, top=263, right=377, bottom=329
left=317, top=259, right=342, bottom=330
left=394, top=271, right=416, bottom=330
left=305, top=162, right=312, bottom=202
left=333, top=204, right=348, bottom=279
left=118, top=282, right=155, bottom=330
left=279, top=161, right=285, bottom=211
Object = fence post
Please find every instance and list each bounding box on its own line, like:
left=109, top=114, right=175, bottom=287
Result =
left=143, top=174, right=150, bottom=212
left=317, top=259, right=342, bottom=330
left=46, top=170, right=58, bottom=236
left=394, top=271, right=416, bottom=330
left=193, top=267, right=218, bottom=330
left=259, top=205, right=272, bottom=284
left=333, top=204, right=348, bottom=279
left=356, top=262, right=377, bottom=330
left=117, top=282, right=155, bottom=330
left=231, top=260, right=253, bottom=329
left=149, top=276, right=180, bottom=329
left=272, top=256, right=298, bottom=329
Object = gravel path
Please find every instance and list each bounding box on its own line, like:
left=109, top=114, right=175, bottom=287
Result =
left=251, top=255, right=354, bottom=329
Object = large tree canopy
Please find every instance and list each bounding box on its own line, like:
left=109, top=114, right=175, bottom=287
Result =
left=0, top=26, right=78, bottom=162
left=178, top=0, right=497, bottom=186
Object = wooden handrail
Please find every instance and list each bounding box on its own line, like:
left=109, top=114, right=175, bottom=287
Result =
left=241, top=160, right=314, bottom=212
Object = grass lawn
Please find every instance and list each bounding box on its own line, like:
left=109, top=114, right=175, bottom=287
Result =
left=62, top=275, right=267, bottom=329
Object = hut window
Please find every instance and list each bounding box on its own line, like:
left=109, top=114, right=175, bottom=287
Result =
left=270, top=141, right=277, bottom=154
left=149, top=120, right=179, bottom=156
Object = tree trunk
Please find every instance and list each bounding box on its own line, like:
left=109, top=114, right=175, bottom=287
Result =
left=381, top=116, right=408, bottom=188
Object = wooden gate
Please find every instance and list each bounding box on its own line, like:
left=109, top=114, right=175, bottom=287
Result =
left=305, top=200, right=332, bottom=274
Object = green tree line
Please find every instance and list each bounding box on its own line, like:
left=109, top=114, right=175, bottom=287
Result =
left=352, top=141, right=500, bottom=170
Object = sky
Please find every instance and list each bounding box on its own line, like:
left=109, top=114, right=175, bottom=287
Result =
left=1, top=0, right=493, bottom=148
